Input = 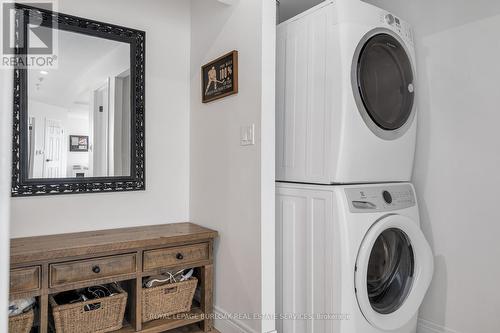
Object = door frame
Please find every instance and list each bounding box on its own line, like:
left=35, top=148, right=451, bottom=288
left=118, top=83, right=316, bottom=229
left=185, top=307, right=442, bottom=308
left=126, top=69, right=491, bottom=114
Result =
left=91, top=79, right=111, bottom=178
left=0, top=64, right=13, bottom=333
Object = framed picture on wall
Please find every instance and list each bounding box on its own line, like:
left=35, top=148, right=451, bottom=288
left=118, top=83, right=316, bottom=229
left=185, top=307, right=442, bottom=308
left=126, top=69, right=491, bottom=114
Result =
left=69, top=135, right=89, bottom=152
left=202, top=50, right=238, bottom=103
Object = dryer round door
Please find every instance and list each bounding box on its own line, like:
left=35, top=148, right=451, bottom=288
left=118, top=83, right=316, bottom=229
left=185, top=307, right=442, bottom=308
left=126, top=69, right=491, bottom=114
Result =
left=351, top=28, right=416, bottom=140
left=355, top=215, right=433, bottom=331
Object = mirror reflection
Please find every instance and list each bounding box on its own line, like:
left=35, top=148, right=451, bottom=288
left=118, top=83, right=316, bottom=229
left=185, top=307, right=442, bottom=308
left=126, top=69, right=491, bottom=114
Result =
left=27, top=28, right=131, bottom=179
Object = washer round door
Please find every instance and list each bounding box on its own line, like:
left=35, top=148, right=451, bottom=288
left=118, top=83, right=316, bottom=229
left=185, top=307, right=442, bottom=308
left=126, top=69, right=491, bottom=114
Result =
left=352, top=28, right=416, bottom=140
left=355, top=215, right=433, bottom=331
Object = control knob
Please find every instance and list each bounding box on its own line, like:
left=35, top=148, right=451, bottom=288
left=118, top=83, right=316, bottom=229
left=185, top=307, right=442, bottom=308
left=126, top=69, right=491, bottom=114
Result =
left=385, top=14, right=395, bottom=25
left=382, top=191, right=393, bottom=204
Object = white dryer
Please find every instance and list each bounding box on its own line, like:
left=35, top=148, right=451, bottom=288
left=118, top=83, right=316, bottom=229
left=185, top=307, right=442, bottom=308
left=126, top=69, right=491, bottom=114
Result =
left=276, top=0, right=417, bottom=183
left=276, top=182, right=434, bottom=333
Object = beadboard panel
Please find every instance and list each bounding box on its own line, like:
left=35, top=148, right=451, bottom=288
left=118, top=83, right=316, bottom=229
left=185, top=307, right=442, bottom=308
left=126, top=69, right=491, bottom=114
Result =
left=276, top=186, right=334, bottom=333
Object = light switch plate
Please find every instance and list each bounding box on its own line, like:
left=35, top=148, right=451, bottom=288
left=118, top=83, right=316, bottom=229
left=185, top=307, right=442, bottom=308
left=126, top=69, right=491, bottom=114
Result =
left=240, top=124, right=255, bottom=146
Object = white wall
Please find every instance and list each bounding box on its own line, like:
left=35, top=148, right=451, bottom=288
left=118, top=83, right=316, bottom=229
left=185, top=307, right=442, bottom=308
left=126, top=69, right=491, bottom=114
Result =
left=190, top=1, right=276, bottom=332
left=364, top=1, right=500, bottom=332
left=65, top=110, right=90, bottom=176
left=10, top=0, right=191, bottom=237
left=0, top=68, right=13, bottom=333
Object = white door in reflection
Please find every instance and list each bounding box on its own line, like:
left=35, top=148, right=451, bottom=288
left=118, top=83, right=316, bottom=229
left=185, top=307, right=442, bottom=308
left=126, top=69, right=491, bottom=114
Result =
left=43, top=119, right=64, bottom=178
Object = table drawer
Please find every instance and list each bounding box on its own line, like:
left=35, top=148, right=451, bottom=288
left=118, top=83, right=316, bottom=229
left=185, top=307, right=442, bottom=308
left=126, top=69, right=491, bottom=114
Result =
left=143, top=243, right=209, bottom=271
left=50, top=254, right=136, bottom=287
left=10, top=266, right=41, bottom=294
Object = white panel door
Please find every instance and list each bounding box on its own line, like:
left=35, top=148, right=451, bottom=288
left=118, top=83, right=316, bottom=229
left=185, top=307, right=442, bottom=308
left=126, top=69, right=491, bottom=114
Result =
left=276, top=185, right=335, bottom=333
left=43, top=119, right=64, bottom=178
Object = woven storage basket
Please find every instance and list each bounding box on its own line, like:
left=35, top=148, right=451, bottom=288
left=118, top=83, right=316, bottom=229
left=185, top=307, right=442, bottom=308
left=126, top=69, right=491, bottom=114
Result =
left=9, top=308, right=34, bottom=333
left=142, top=277, right=198, bottom=323
left=49, top=284, right=127, bottom=333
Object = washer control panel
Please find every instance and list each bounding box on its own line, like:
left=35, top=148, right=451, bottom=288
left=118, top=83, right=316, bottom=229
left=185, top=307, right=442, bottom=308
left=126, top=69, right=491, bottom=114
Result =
left=345, top=184, right=416, bottom=213
left=379, top=11, right=414, bottom=46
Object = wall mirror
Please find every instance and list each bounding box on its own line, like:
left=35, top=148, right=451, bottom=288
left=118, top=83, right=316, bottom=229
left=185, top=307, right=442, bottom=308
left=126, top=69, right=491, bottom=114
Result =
left=12, top=4, right=145, bottom=196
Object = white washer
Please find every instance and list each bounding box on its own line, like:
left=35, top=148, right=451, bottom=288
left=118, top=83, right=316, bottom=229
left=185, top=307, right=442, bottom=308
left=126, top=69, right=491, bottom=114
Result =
left=276, top=0, right=417, bottom=184
left=276, top=182, right=434, bottom=333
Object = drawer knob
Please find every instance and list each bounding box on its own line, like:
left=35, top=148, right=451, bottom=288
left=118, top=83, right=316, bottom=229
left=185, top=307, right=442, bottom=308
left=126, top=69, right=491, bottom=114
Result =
left=176, top=253, right=184, bottom=260
left=92, top=265, right=101, bottom=274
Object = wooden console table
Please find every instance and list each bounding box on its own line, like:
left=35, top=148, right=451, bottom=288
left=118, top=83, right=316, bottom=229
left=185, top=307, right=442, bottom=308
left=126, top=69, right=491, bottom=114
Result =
left=10, top=223, right=219, bottom=333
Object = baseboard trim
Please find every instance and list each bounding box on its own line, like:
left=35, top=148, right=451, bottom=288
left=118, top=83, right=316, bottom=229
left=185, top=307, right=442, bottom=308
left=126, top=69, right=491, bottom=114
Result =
left=211, top=310, right=457, bottom=333
left=211, top=312, right=460, bottom=333
left=418, top=318, right=461, bottom=333
left=213, top=306, right=259, bottom=333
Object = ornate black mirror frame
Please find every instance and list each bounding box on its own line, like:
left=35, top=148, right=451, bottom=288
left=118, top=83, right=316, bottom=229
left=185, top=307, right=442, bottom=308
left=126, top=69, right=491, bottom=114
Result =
left=11, top=4, right=145, bottom=197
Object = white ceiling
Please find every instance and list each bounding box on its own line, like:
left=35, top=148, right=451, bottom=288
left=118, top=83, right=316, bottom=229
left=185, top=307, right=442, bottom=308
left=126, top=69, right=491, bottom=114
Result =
left=29, top=27, right=128, bottom=109
left=278, top=0, right=325, bottom=23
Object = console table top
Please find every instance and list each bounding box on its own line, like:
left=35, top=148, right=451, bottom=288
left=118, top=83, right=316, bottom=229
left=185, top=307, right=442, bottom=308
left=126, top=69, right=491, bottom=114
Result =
left=11, top=222, right=218, bottom=265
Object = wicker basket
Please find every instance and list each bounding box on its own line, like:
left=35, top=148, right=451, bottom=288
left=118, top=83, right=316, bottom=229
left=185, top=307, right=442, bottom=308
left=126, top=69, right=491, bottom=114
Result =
left=142, top=277, right=198, bottom=323
left=49, top=284, right=127, bottom=333
left=9, top=308, right=34, bottom=333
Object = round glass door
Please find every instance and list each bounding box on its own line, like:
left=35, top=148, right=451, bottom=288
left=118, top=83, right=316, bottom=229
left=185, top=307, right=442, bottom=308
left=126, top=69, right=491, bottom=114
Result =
left=367, top=228, right=414, bottom=314
left=355, top=215, right=434, bottom=331
left=352, top=30, right=415, bottom=139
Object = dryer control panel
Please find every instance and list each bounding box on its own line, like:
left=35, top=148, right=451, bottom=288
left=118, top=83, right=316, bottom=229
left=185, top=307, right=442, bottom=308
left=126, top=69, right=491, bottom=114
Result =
left=379, top=11, right=414, bottom=47
left=345, top=184, right=416, bottom=213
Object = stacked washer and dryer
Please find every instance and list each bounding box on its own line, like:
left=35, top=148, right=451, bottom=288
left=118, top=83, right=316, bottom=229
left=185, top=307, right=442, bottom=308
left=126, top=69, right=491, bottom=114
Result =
left=276, top=1, right=434, bottom=333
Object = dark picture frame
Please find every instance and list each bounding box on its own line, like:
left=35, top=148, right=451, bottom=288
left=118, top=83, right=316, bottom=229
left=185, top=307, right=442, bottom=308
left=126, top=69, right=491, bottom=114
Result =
left=69, top=136, right=89, bottom=152
left=202, top=50, right=238, bottom=103
left=11, top=4, right=146, bottom=197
